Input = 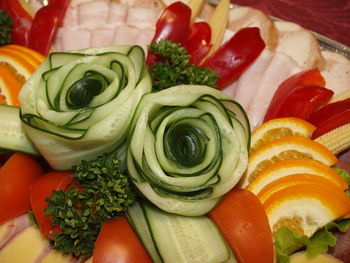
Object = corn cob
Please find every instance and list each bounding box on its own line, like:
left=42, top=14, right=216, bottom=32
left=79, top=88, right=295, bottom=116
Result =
left=329, top=89, right=350, bottom=103
left=187, top=0, right=204, bottom=21
left=203, top=0, right=230, bottom=60
left=314, top=123, right=350, bottom=155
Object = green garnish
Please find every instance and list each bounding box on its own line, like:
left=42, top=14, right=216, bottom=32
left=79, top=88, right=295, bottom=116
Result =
left=45, top=151, right=137, bottom=258
left=148, top=40, right=219, bottom=91
left=274, top=220, right=350, bottom=263
left=0, top=10, right=13, bottom=46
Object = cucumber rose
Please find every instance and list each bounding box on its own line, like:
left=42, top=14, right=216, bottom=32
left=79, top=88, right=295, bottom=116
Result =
left=127, top=85, right=250, bottom=216
left=19, top=45, right=152, bottom=170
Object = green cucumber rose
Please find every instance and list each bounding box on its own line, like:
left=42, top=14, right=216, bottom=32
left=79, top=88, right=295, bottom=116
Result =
left=19, top=45, right=151, bottom=170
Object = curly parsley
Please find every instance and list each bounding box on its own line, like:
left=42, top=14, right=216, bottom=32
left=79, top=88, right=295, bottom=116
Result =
left=148, top=40, right=219, bottom=91
left=0, top=10, right=13, bottom=45
left=45, top=151, right=136, bottom=258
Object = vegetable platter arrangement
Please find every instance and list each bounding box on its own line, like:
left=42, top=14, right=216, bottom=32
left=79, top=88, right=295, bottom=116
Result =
left=0, top=0, right=350, bottom=262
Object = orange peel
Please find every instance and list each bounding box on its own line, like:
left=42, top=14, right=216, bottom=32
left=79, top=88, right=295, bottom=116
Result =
left=263, top=183, right=350, bottom=237
left=240, top=135, right=337, bottom=188
left=250, top=117, right=316, bottom=154
left=247, top=159, right=348, bottom=194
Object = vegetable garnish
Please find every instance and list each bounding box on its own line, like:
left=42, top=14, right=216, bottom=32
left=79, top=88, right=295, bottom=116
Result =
left=44, top=151, right=136, bottom=258
left=148, top=39, right=219, bottom=90
left=127, top=85, right=250, bottom=216
left=19, top=45, right=152, bottom=170
left=274, top=220, right=350, bottom=263
left=0, top=10, right=13, bottom=46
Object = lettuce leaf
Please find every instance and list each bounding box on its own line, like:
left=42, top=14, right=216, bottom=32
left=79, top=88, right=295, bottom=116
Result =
left=274, top=220, right=350, bottom=263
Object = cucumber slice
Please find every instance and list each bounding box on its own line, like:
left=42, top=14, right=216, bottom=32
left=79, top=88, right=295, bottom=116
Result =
left=127, top=201, right=235, bottom=263
left=0, top=104, right=38, bottom=155
left=142, top=201, right=232, bottom=263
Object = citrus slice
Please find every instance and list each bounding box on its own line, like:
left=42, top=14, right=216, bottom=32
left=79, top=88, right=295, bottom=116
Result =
left=262, top=183, right=350, bottom=237
left=247, top=159, right=348, bottom=194
left=257, top=173, right=347, bottom=203
left=240, top=135, right=337, bottom=188
left=0, top=45, right=45, bottom=66
left=250, top=117, right=316, bottom=154
left=0, top=49, right=36, bottom=85
left=0, top=65, right=22, bottom=106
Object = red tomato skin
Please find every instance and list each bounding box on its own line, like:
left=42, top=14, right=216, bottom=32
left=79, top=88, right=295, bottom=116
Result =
left=201, top=27, right=265, bottom=89
left=93, top=217, right=152, bottom=263
left=30, top=171, right=74, bottom=238
left=0, top=153, right=44, bottom=224
left=208, top=189, right=275, bottom=263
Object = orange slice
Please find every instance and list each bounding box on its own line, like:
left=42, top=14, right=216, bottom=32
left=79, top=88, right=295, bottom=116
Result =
left=0, top=49, right=36, bottom=85
left=239, top=135, right=337, bottom=188
left=250, top=117, right=316, bottom=154
left=247, top=159, right=348, bottom=194
left=0, top=45, right=45, bottom=66
left=257, top=173, right=347, bottom=203
left=0, top=65, right=22, bottom=106
left=262, top=183, right=350, bottom=237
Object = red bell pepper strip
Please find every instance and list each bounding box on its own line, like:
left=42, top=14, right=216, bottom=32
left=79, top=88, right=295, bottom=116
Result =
left=308, top=98, right=350, bottom=139
left=266, top=85, right=333, bottom=120
left=263, top=69, right=326, bottom=122
left=30, top=171, right=74, bottom=238
left=0, top=0, right=33, bottom=46
left=146, top=1, right=191, bottom=66
left=201, top=27, right=265, bottom=89
left=27, top=0, right=70, bottom=56
left=186, top=22, right=212, bottom=65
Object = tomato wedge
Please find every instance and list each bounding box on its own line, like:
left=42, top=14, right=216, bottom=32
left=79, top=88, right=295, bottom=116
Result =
left=208, top=189, right=275, bottom=263
left=93, top=216, right=152, bottom=263
left=30, top=171, right=74, bottom=238
left=0, top=153, right=43, bottom=224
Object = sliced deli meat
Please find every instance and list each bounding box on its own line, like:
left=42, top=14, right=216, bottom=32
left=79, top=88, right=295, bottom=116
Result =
left=228, top=6, right=278, bottom=50
left=321, top=50, right=350, bottom=96
left=274, top=21, right=325, bottom=69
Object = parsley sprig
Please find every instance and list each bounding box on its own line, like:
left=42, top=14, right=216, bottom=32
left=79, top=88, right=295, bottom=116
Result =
left=148, top=40, right=219, bottom=91
left=45, top=151, right=136, bottom=258
left=0, top=10, right=13, bottom=46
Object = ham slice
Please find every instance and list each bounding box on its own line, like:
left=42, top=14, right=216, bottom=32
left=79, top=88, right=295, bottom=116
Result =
left=112, top=25, right=139, bottom=46
left=228, top=6, right=278, bottom=50
left=246, top=52, right=301, bottom=130
left=230, top=48, right=274, bottom=110
left=78, top=0, right=110, bottom=29
left=91, top=27, right=114, bottom=48
left=321, top=50, right=350, bottom=96
left=275, top=21, right=325, bottom=69
left=126, top=7, right=159, bottom=28
left=61, top=28, right=92, bottom=51
left=108, top=2, right=128, bottom=24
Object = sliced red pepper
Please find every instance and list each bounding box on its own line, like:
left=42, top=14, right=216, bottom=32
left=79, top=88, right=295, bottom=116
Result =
left=146, top=1, right=191, bottom=66
left=263, top=69, right=327, bottom=122
left=30, top=171, right=74, bottom=238
left=308, top=98, right=350, bottom=139
left=0, top=0, right=33, bottom=46
left=268, top=85, right=333, bottom=120
left=186, top=22, right=212, bottom=65
left=27, top=1, right=70, bottom=56
left=201, top=27, right=265, bottom=89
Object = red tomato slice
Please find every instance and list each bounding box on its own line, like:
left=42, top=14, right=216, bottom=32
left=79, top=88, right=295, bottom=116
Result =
left=93, top=216, right=152, bottom=263
left=208, top=189, right=275, bottom=263
left=0, top=153, right=43, bottom=224
left=30, top=171, right=74, bottom=238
